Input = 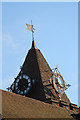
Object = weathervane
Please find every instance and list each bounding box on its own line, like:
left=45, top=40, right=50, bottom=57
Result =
left=26, top=20, right=35, bottom=41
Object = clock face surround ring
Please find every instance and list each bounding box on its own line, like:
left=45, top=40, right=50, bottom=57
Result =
left=52, top=72, right=66, bottom=94
left=15, top=74, right=32, bottom=95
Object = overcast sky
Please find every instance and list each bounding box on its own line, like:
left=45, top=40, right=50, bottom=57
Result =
left=1, top=2, right=78, bottom=105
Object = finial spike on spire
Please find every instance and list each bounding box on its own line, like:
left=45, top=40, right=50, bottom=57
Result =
left=32, top=40, right=37, bottom=49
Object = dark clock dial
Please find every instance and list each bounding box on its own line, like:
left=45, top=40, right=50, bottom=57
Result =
left=15, top=74, right=31, bottom=95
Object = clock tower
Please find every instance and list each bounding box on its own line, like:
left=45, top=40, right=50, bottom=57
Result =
left=8, top=40, right=70, bottom=103
left=7, top=21, right=71, bottom=103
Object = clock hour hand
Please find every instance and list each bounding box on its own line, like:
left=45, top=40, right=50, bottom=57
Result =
left=23, top=85, right=27, bottom=89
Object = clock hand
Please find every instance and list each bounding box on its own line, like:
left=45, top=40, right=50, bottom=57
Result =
left=23, top=85, right=26, bottom=89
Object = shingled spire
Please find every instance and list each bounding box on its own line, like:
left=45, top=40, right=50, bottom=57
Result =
left=9, top=39, right=70, bottom=103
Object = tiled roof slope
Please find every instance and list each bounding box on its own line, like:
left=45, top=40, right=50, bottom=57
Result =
left=0, top=89, right=74, bottom=119
left=17, top=41, right=70, bottom=103
left=36, top=48, right=70, bottom=103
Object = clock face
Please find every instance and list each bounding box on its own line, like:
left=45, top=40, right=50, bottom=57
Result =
left=15, top=74, right=32, bottom=95
left=49, top=68, right=66, bottom=98
left=52, top=72, right=66, bottom=94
